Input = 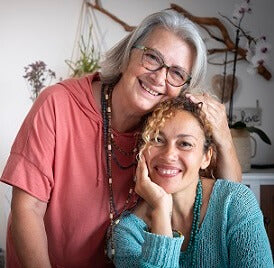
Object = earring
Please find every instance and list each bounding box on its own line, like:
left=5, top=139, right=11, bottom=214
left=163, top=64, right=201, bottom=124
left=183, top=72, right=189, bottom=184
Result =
left=136, top=153, right=141, bottom=162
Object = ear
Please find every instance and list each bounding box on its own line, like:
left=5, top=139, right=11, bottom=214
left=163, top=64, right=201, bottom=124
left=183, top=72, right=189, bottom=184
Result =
left=200, top=147, right=213, bottom=170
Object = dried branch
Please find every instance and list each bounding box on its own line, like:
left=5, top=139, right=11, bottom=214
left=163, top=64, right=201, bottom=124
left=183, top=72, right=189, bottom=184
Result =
left=86, top=1, right=271, bottom=80
left=208, top=48, right=231, bottom=55
left=86, top=2, right=135, bottom=32
left=200, top=25, right=225, bottom=44
left=170, top=4, right=246, bottom=55
left=208, top=57, right=245, bottom=65
left=219, top=13, right=254, bottom=44
left=170, top=3, right=271, bottom=80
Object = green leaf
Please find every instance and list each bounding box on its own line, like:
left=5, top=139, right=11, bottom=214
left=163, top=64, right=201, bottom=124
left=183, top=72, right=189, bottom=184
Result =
left=246, top=126, right=272, bottom=145
left=230, top=121, right=247, bottom=129
left=230, top=121, right=271, bottom=145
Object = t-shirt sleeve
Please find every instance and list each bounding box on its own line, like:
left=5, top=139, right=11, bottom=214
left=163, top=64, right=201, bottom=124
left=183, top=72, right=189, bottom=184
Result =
left=0, top=86, right=59, bottom=202
left=227, top=185, right=273, bottom=267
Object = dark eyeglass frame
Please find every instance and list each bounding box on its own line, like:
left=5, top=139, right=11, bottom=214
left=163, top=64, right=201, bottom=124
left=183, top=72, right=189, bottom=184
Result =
left=133, top=45, right=192, bottom=87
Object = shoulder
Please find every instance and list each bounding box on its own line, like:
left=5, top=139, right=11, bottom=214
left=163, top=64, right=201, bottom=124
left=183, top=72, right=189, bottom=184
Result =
left=213, top=179, right=256, bottom=202
left=38, top=73, right=100, bottom=103
left=212, top=179, right=262, bottom=222
left=30, top=80, right=75, bottom=116
left=33, top=74, right=101, bottom=118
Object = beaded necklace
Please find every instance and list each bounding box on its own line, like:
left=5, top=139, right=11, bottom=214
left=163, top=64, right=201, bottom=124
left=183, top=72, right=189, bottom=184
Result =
left=180, top=178, right=203, bottom=267
left=101, top=83, right=138, bottom=260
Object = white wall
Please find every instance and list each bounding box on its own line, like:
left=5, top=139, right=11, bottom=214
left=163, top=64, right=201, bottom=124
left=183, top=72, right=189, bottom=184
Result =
left=1, top=0, right=274, bottom=251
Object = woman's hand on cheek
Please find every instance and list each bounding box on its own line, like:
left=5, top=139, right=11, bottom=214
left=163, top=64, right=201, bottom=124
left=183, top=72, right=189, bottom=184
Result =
left=135, top=155, right=172, bottom=213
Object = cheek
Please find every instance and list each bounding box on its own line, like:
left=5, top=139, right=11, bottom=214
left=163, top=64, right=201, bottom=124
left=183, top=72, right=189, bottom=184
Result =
left=144, top=148, right=158, bottom=171
left=123, top=54, right=143, bottom=76
left=182, top=151, right=205, bottom=167
left=166, top=87, right=182, bottom=99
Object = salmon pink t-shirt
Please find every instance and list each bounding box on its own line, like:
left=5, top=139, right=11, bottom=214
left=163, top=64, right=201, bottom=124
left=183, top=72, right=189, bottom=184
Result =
left=1, top=74, right=138, bottom=267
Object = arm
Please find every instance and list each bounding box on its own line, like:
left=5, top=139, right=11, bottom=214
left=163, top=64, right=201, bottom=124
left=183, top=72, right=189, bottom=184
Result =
left=111, top=214, right=183, bottom=268
left=10, top=187, right=51, bottom=268
left=135, top=156, right=173, bottom=237
left=227, top=187, right=273, bottom=267
left=110, top=156, right=183, bottom=267
left=185, top=93, right=242, bottom=182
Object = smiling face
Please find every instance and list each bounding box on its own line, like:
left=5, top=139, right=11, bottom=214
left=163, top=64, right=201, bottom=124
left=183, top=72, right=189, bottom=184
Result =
left=115, top=27, right=195, bottom=116
left=144, top=110, right=212, bottom=194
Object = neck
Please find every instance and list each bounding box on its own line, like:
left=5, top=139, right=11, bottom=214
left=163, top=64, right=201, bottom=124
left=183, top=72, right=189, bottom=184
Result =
left=111, top=85, right=144, bottom=132
left=171, top=179, right=199, bottom=228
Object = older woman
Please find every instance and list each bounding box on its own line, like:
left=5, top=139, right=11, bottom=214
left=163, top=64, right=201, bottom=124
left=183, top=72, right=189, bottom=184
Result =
left=1, top=10, right=241, bottom=268
left=109, top=96, right=273, bottom=267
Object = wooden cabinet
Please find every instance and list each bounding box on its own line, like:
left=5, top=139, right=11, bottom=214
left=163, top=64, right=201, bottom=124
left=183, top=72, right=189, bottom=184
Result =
left=261, top=185, right=274, bottom=254
left=243, top=169, right=274, bottom=255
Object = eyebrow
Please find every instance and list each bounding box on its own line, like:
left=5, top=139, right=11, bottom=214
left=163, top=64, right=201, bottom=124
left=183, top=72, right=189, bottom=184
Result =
left=149, top=47, right=187, bottom=71
left=177, top=134, right=198, bottom=140
left=159, top=131, right=198, bottom=140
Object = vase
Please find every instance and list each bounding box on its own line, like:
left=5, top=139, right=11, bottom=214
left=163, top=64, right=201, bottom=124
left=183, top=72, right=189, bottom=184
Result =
left=230, top=129, right=256, bottom=172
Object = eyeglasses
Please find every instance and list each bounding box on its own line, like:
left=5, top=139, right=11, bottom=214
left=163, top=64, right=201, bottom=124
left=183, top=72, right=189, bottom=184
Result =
left=133, top=45, right=192, bottom=87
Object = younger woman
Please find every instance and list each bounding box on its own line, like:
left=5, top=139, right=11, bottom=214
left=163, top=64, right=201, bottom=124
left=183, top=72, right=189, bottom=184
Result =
left=108, top=96, right=273, bottom=267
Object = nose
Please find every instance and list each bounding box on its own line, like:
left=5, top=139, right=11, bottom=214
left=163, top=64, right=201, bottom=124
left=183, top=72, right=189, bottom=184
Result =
left=149, top=67, right=167, bottom=86
left=161, top=144, right=178, bottom=162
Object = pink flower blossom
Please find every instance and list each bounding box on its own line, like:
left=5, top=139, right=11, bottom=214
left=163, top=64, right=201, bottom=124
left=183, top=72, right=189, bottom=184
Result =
left=233, top=0, right=252, bottom=20
left=255, top=38, right=271, bottom=55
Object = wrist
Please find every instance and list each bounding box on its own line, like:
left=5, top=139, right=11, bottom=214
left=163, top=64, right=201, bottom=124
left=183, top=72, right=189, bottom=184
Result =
left=151, top=207, right=171, bottom=219
left=215, top=132, right=234, bottom=154
left=150, top=208, right=172, bottom=237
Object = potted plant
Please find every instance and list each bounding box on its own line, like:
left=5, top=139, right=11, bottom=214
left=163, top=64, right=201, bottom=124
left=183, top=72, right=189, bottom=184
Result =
left=220, top=0, right=272, bottom=171
left=231, top=121, right=271, bottom=144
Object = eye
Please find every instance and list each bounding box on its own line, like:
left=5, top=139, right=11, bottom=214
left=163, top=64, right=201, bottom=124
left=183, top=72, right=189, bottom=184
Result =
left=151, top=135, right=165, bottom=145
left=144, top=51, right=162, bottom=65
left=169, top=67, right=186, bottom=81
left=178, top=141, right=193, bottom=150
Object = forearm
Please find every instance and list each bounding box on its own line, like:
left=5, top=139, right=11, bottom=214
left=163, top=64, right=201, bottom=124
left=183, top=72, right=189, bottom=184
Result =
left=11, top=209, right=51, bottom=268
left=215, top=136, right=242, bottom=182
left=184, top=93, right=242, bottom=182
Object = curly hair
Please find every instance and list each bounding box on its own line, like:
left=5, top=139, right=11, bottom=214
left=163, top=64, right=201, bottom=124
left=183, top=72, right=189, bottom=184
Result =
left=140, top=95, right=217, bottom=178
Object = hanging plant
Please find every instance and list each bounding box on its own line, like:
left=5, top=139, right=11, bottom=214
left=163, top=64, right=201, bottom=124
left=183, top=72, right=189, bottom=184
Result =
left=65, top=26, right=100, bottom=77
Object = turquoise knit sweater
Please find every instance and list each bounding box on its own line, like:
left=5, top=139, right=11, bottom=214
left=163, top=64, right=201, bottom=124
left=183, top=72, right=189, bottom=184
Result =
left=109, top=180, right=273, bottom=267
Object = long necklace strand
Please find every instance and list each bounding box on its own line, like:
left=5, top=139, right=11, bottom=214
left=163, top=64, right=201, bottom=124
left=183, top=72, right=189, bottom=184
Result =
left=101, top=83, right=137, bottom=260
left=180, top=179, right=202, bottom=267
left=102, top=83, right=202, bottom=264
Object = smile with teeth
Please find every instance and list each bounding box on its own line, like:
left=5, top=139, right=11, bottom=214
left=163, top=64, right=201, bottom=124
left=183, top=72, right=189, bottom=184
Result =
left=140, top=81, right=160, bottom=96
left=156, top=167, right=180, bottom=176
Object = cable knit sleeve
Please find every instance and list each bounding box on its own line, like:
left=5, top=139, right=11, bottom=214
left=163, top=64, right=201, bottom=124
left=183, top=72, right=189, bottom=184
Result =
left=109, top=213, right=184, bottom=267
left=227, top=185, right=273, bottom=267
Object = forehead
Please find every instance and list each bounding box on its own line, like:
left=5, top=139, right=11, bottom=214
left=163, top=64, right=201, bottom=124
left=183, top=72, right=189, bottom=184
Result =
left=143, top=27, right=194, bottom=70
left=160, top=110, right=204, bottom=137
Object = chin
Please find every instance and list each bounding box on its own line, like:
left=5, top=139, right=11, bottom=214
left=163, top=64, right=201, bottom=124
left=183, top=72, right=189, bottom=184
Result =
left=133, top=98, right=158, bottom=114
left=152, top=178, right=177, bottom=194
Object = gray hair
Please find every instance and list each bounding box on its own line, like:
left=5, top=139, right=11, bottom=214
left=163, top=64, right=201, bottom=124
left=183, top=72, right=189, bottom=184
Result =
left=100, top=9, right=207, bottom=89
